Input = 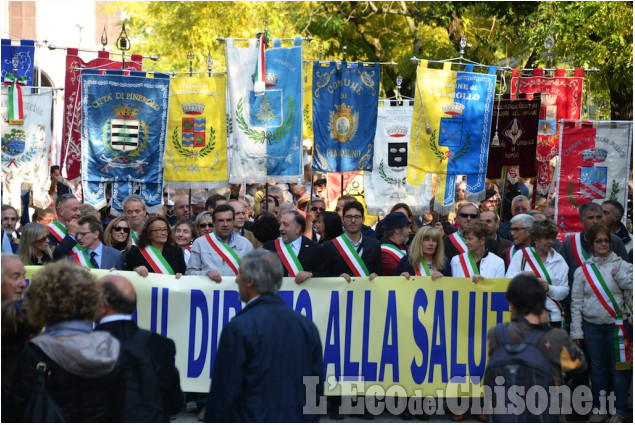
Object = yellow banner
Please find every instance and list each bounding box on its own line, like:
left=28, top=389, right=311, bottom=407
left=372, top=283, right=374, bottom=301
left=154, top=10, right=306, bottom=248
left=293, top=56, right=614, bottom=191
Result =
left=164, top=73, right=228, bottom=188
left=302, top=61, right=314, bottom=147
left=25, top=267, right=510, bottom=396
left=407, top=63, right=457, bottom=201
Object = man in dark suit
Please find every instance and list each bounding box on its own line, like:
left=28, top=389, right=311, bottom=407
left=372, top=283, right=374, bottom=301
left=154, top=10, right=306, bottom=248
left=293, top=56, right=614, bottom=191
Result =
left=323, top=200, right=382, bottom=280
left=68, top=215, right=124, bottom=270
left=204, top=249, right=323, bottom=422
left=263, top=210, right=324, bottom=283
left=479, top=210, right=512, bottom=260
left=95, top=274, right=183, bottom=421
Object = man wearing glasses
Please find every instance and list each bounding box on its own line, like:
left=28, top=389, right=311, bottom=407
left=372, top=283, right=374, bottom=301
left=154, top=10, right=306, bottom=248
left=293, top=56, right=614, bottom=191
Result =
left=323, top=200, right=382, bottom=281
left=186, top=204, right=254, bottom=283
left=443, top=202, right=499, bottom=261
left=71, top=215, right=123, bottom=270
left=303, top=197, right=326, bottom=240
left=503, top=214, right=535, bottom=269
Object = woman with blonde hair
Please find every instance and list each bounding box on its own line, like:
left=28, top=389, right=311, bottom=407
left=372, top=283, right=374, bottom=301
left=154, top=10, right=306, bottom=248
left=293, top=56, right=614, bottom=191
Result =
left=104, top=217, right=132, bottom=255
left=17, top=222, right=52, bottom=265
left=395, top=226, right=449, bottom=279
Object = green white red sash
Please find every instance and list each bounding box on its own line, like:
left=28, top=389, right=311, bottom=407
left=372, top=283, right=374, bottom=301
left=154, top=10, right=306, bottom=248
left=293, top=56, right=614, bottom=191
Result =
left=275, top=237, right=303, bottom=277
left=458, top=251, right=479, bottom=278
left=206, top=233, right=241, bottom=275
left=47, top=220, right=67, bottom=242
left=139, top=245, right=175, bottom=275
left=449, top=232, right=467, bottom=254
left=506, top=246, right=517, bottom=264
left=571, top=232, right=590, bottom=267
left=582, top=263, right=631, bottom=363
left=414, top=260, right=432, bottom=277
left=70, top=244, right=94, bottom=268
left=332, top=235, right=370, bottom=277
left=522, top=247, right=565, bottom=325
left=4, top=73, right=26, bottom=124
left=131, top=231, right=139, bottom=246
left=381, top=244, right=406, bottom=262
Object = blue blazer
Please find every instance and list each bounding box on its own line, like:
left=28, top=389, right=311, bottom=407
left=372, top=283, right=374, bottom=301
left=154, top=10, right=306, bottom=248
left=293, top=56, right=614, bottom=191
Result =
left=263, top=236, right=325, bottom=277
left=205, top=294, right=323, bottom=422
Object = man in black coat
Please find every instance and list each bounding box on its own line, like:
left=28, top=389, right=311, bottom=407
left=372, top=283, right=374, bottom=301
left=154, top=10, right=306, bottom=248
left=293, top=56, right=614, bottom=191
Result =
left=323, top=200, right=383, bottom=280
left=204, top=249, right=323, bottom=422
left=263, top=210, right=325, bottom=283
left=95, top=274, right=183, bottom=421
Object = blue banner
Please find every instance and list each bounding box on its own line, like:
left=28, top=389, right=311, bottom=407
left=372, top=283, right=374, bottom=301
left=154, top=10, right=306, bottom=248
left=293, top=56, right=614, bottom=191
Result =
left=1, top=39, right=35, bottom=85
left=81, top=70, right=170, bottom=214
left=312, top=62, right=380, bottom=172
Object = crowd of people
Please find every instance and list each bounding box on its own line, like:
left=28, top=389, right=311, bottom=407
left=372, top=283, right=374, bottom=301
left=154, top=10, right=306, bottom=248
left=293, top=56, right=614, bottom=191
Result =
left=0, top=172, right=633, bottom=422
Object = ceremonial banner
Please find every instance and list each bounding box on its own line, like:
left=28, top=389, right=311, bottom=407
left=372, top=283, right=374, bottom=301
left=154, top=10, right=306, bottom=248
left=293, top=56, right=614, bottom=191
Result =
left=1, top=91, right=52, bottom=209
left=164, top=73, right=228, bottom=188
left=486, top=95, right=541, bottom=179
left=408, top=63, right=497, bottom=209
left=510, top=68, right=584, bottom=195
left=555, top=120, right=632, bottom=235
left=81, top=70, right=170, bottom=214
left=312, top=61, right=380, bottom=173
left=1, top=39, right=35, bottom=86
left=364, top=103, right=432, bottom=215
left=226, top=37, right=304, bottom=183
left=325, top=171, right=365, bottom=211
left=303, top=61, right=314, bottom=147
left=25, top=267, right=511, bottom=397
left=61, top=49, right=143, bottom=181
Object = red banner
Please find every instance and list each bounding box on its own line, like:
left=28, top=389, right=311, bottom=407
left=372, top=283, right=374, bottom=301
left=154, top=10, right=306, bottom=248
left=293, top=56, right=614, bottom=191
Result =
left=510, top=69, right=584, bottom=195
left=60, top=49, right=143, bottom=180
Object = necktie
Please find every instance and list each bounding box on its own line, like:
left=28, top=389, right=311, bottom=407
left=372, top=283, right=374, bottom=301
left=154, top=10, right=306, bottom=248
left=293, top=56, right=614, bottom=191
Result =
left=89, top=251, right=99, bottom=269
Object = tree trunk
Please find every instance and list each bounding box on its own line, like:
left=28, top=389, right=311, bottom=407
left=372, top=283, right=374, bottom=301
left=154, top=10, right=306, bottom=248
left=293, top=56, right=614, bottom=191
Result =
left=610, top=84, right=633, bottom=120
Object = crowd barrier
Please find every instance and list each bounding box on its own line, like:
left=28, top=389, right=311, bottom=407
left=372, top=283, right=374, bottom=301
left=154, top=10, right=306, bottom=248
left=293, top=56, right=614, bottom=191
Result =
left=25, top=267, right=511, bottom=395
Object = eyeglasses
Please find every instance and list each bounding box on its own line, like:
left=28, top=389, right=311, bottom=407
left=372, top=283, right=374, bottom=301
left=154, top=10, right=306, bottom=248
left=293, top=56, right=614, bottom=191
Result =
left=510, top=227, right=529, bottom=232
left=343, top=215, right=363, bottom=222
left=37, top=235, right=48, bottom=242
left=459, top=213, right=479, bottom=219
left=113, top=226, right=130, bottom=233
left=593, top=238, right=610, bottom=245
left=75, top=231, right=93, bottom=238
left=150, top=228, right=169, bottom=233
left=198, top=223, right=213, bottom=228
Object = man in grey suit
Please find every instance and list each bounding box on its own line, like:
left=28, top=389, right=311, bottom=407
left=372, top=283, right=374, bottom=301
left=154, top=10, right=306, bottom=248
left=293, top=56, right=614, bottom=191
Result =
left=70, top=215, right=124, bottom=270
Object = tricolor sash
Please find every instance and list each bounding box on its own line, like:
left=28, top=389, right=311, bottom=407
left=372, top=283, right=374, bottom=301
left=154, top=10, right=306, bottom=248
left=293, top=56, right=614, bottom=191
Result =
left=571, top=232, right=590, bottom=267
left=522, top=247, right=565, bottom=326
left=47, top=221, right=67, bottom=242
left=4, top=73, right=26, bottom=124
left=414, top=260, right=432, bottom=277
left=332, top=235, right=370, bottom=277
left=458, top=251, right=479, bottom=278
left=582, top=263, right=631, bottom=365
left=139, top=245, right=175, bottom=275
left=275, top=237, right=303, bottom=277
left=205, top=233, right=241, bottom=275
left=131, top=231, right=139, bottom=246
left=449, top=232, right=467, bottom=254
left=70, top=244, right=94, bottom=268
left=506, top=246, right=517, bottom=264
left=381, top=244, right=406, bottom=263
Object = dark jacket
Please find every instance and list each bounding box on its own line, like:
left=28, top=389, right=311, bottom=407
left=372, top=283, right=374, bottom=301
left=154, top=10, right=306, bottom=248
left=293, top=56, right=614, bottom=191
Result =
left=263, top=236, right=325, bottom=277
left=443, top=233, right=501, bottom=262
left=124, top=244, right=187, bottom=274
left=94, top=320, right=183, bottom=419
left=205, top=294, right=323, bottom=422
left=323, top=235, right=383, bottom=277
left=5, top=332, right=124, bottom=422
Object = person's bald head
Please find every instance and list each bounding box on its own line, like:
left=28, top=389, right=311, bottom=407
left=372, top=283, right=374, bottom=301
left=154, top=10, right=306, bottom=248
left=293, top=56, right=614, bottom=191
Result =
left=98, top=275, right=137, bottom=317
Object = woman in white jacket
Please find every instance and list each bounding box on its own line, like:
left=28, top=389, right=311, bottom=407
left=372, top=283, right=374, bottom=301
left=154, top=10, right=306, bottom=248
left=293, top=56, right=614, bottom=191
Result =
left=505, top=219, right=569, bottom=329
left=571, top=223, right=632, bottom=423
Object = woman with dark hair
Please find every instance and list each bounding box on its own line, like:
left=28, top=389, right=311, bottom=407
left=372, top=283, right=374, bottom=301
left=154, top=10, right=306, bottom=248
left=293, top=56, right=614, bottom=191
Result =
left=104, top=217, right=132, bottom=255
left=174, top=219, right=198, bottom=264
left=251, top=210, right=280, bottom=249
left=395, top=226, right=449, bottom=279
left=5, top=262, right=124, bottom=422
left=17, top=222, right=53, bottom=265
left=571, top=223, right=632, bottom=423
left=314, top=211, right=342, bottom=244
left=124, top=216, right=186, bottom=278
left=450, top=220, right=505, bottom=281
